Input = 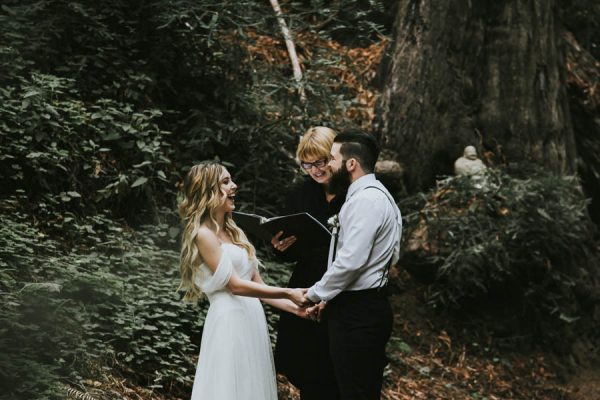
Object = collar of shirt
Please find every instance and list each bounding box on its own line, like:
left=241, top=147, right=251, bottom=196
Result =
left=345, top=173, right=376, bottom=202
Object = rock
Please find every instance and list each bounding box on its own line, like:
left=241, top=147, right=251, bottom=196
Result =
left=375, top=159, right=404, bottom=199
left=454, top=145, right=487, bottom=176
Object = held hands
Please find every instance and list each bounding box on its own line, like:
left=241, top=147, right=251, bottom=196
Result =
left=288, top=288, right=314, bottom=308
left=305, top=301, right=327, bottom=322
left=271, top=231, right=297, bottom=252
left=287, top=292, right=325, bottom=321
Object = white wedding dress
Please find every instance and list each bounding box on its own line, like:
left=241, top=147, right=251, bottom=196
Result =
left=191, top=243, right=278, bottom=400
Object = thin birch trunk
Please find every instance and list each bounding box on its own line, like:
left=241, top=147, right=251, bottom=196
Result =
left=269, top=0, right=306, bottom=102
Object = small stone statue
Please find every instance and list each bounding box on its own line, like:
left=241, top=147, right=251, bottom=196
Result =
left=454, top=146, right=486, bottom=176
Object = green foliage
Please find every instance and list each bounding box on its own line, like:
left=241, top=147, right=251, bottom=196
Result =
left=0, top=2, right=176, bottom=223
left=0, top=199, right=294, bottom=398
left=287, top=0, right=393, bottom=45
left=0, top=73, right=173, bottom=220
left=0, top=202, right=201, bottom=398
left=562, top=0, right=600, bottom=59
left=1, top=0, right=390, bottom=223
left=400, top=168, right=598, bottom=339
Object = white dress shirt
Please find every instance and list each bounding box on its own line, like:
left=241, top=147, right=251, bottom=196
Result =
left=307, top=174, right=402, bottom=302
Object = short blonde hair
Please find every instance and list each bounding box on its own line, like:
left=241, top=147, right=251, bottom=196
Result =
left=296, top=126, right=337, bottom=162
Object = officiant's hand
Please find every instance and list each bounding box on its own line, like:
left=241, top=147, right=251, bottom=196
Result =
left=271, top=231, right=296, bottom=252
left=306, top=301, right=327, bottom=322
left=288, top=288, right=312, bottom=308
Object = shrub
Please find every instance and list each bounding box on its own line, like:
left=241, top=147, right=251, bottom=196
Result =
left=0, top=202, right=198, bottom=398
left=400, top=168, right=599, bottom=340
left=0, top=197, right=293, bottom=399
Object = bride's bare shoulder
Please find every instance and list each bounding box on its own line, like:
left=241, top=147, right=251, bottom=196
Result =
left=195, top=226, right=223, bottom=271
left=195, top=225, right=219, bottom=248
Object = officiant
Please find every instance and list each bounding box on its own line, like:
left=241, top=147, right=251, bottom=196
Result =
left=271, top=126, right=344, bottom=400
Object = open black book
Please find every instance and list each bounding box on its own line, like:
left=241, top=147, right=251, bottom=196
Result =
left=232, top=211, right=331, bottom=251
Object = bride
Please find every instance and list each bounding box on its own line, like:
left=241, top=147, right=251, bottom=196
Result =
left=178, top=162, right=310, bottom=400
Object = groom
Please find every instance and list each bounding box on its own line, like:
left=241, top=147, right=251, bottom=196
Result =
left=304, top=130, right=402, bottom=399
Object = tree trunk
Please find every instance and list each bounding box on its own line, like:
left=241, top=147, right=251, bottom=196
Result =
left=565, top=31, right=600, bottom=225
left=375, top=0, right=577, bottom=192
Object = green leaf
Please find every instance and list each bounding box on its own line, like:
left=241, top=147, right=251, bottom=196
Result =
left=1, top=5, right=17, bottom=15
left=537, top=208, right=551, bottom=220
left=131, top=177, right=148, bottom=188
left=142, top=325, right=158, bottom=331
left=23, top=90, right=40, bottom=98
left=21, top=282, right=62, bottom=293
left=559, top=313, right=580, bottom=323
left=133, top=161, right=152, bottom=168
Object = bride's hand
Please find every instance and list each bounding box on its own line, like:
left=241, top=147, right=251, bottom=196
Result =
left=294, top=307, right=311, bottom=319
left=288, top=288, right=312, bottom=308
left=271, top=231, right=296, bottom=252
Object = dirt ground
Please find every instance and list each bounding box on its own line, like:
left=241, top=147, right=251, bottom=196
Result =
left=564, top=370, right=600, bottom=400
left=280, top=271, right=600, bottom=400
left=375, top=273, right=600, bottom=400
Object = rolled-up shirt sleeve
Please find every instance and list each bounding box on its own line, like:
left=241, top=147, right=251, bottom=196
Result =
left=307, top=196, right=383, bottom=302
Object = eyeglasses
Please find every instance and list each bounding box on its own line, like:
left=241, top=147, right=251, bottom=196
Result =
left=300, top=158, right=329, bottom=170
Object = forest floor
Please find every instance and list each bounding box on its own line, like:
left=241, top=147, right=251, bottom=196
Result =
left=376, top=273, right=598, bottom=400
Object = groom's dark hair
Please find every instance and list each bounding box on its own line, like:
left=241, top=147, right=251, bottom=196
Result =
left=334, top=129, right=379, bottom=173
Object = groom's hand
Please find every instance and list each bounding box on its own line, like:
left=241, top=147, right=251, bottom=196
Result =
left=306, top=301, right=327, bottom=322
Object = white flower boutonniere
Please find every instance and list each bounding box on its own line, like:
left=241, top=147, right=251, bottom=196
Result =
left=327, top=214, right=339, bottom=231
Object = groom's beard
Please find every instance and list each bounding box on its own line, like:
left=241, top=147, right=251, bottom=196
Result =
left=329, top=163, right=351, bottom=197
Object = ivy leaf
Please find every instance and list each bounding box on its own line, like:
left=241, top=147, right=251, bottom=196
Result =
left=559, top=313, right=580, bottom=323
left=131, top=177, right=148, bottom=188
left=21, top=282, right=62, bottom=293
left=537, top=208, right=551, bottom=220
left=142, top=325, right=158, bottom=331
left=133, top=161, right=152, bottom=168
left=26, top=152, right=44, bottom=159
left=23, top=90, right=40, bottom=98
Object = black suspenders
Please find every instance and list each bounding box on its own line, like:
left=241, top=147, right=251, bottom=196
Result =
left=332, top=185, right=399, bottom=290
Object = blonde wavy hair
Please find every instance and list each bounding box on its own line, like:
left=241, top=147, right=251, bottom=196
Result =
left=296, top=126, right=337, bottom=164
left=178, top=162, right=256, bottom=302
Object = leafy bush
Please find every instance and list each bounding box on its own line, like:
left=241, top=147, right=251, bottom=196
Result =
left=0, top=0, right=301, bottom=223
left=1, top=0, right=391, bottom=225
left=400, top=168, right=599, bottom=339
left=0, top=72, right=174, bottom=220
left=288, top=0, right=395, bottom=46
left=0, top=197, right=293, bottom=399
left=0, top=201, right=196, bottom=398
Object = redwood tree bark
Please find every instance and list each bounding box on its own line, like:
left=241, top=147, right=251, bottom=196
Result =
left=375, top=0, right=577, bottom=192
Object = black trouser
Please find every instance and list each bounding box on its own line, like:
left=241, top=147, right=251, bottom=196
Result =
left=327, top=289, right=393, bottom=400
left=300, top=382, right=340, bottom=400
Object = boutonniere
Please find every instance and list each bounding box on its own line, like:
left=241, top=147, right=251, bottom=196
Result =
left=327, top=214, right=339, bottom=231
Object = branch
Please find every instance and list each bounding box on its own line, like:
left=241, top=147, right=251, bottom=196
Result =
left=268, top=0, right=306, bottom=102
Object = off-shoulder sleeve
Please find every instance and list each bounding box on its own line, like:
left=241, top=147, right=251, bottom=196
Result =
left=199, top=249, right=233, bottom=294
